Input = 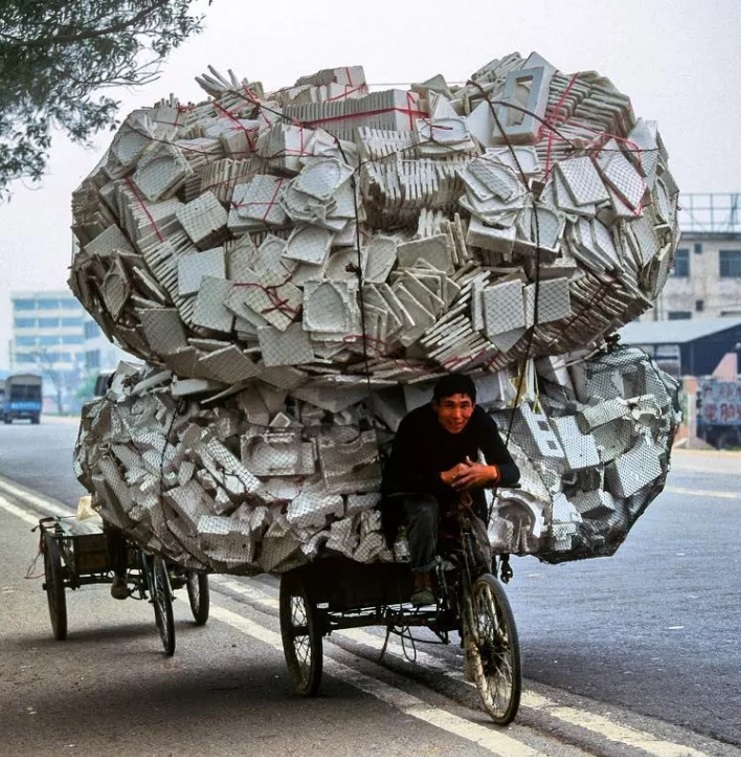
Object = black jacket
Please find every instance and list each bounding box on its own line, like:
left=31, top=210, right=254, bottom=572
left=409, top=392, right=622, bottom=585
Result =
left=380, top=403, right=520, bottom=542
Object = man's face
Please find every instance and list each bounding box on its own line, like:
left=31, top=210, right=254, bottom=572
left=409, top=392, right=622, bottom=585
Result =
left=432, top=393, right=475, bottom=434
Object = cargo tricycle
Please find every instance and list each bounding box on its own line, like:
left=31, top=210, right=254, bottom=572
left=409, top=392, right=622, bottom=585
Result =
left=278, top=499, right=522, bottom=725
left=36, top=515, right=210, bottom=656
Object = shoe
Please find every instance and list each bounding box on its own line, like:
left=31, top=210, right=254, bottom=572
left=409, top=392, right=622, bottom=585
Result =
left=110, top=576, right=128, bottom=600
left=410, top=588, right=436, bottom=607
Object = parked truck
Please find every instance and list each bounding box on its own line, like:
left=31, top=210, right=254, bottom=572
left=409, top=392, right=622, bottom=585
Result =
left=696, top=377, right=741, bottom=449
left=2, top=373, right=43, bottom=424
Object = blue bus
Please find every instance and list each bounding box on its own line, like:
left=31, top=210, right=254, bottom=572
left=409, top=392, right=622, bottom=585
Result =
left=2, top=373, right=43, bottom=424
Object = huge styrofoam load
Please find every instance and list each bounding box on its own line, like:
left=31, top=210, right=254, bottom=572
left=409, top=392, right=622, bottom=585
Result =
left=69, top=52, right=681, bottom=572
left=74, top=346, right=679, bottom=574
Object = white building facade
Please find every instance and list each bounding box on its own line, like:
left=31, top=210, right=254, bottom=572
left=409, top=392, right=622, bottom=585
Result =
left=649, top=193, right=741, bottom=320
left=10, top=290, right=128, bottom=412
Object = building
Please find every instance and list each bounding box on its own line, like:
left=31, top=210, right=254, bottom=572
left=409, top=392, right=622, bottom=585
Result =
left=9, top=290, right=127, bottom=412
left=619, top=317, right=741, bottom=377
left=650, top=193, right=741, bottom=320
left=11, top=289, right=87, bottom=368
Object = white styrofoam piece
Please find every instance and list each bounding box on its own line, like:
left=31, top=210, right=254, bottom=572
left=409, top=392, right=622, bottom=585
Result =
left=493, top=66, right=553, bottom=144
left=228, top=175, right=289, bottom=229
left=282, top=224, right=333, bottom=265
left=556, top=156, right=610, bottom=206
left=295, top=158, right=353, bottom=201
left=191, top=275, right=234, bottom=333
left=176, top=191, right=228, bottom=248
left=466, top=217, right=516, bottom=255
left=178, top=247, right=225, bottom=295
left=303, top=280, right=359, bottom=334
left=198, top=345, right=261, bottom=383
left=604, top=436, right=663, bottom=498
left=363, top=236, right=399, bottom=283
left=524, top=277, right=572, bottom=326
left=139, top=308, right=189, bottom=355
left=552, top=415, right=600, bottom=470
left=396, top=234, right=454, bottom=273
left=481, top=280, right=525, bottom=336
left=258, top=323, right=315, bottom=367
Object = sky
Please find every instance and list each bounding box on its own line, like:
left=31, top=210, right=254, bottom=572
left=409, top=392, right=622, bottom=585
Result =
left=1, top=0, right=739, bottom=369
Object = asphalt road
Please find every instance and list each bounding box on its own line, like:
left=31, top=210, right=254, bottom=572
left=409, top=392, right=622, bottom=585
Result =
left=0, top=418, right=739, bottom=755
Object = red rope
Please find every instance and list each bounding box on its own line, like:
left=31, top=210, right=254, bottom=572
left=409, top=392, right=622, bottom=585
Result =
left=213, top=101, right=259, bottom=152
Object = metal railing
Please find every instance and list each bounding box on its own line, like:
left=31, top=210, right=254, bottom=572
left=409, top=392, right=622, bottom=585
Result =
left=678, top=193, right=741, bottom=234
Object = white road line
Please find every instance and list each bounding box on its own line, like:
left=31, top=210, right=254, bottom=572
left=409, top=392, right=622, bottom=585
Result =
left=0, top=493, right=41, bottom=526
left=523, top=692, right=708, bottom=757
left=0, top=476, right=71, bottom=516
left=210, top=605, right=542, bottom=757
left=665, top=485, right=741, bottom=501
left=212, top=576, right=280, bottom=609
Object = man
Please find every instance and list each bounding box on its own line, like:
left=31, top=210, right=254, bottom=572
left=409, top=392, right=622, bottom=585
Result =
left=381, top=374, right=520, bottom=606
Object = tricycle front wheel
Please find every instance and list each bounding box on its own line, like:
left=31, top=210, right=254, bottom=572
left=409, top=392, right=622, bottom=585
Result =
left=463, top=573, right=521, bottom=725
left=279, top=574, right=323, bottom=696
left=43, top=531, right=67, bottom=641
left=142, top=555, right=175, bottom=656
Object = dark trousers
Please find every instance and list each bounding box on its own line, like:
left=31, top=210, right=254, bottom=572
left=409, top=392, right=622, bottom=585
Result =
left=402, top=493, right=442, bottom=572
left=104, top=522, right=128, bottom=579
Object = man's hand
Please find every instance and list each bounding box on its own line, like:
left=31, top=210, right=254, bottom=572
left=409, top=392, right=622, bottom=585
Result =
left=444, top=456, right=500, bottom=490
left=440, top=462, right=471, bottom=487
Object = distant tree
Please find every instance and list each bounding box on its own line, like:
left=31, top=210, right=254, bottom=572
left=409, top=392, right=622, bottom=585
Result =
left=0, top=0, right=205, bottom=199
left=25, top=346, right=65, bottom=414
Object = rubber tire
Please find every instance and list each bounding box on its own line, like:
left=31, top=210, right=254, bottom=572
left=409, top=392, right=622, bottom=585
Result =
left=151, top=557, right=175, bottom=656
left=463, top=573, right=521, bottom=725
left=186, top=572, right=210, bottom=626
left=31, top=415, right=40, bottom=424
left=43, top=532, right=67, bottom=641
left=279, top=574, right=323, bottom=696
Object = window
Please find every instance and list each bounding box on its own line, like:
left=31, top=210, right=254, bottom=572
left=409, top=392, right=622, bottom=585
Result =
left=84, top=320, right=101, bottom=339
left=668, top=311, right=692, bottom=320
left=61, top=298, right=80, bottom=310
left=672, top=248, right=689, bottom=277
left=38, top=317, right=60, bottom=328
left=61, top=335, right=84, bottom=345
left=37, top=298, right=60, bottom=310
left=61, top=317, right=83, bottom=328
left=45, top=351, right=72, bottom=362
left=14, top=317, right=35, bottom=328
left=13, top=352, right=34, bottom=363
left=695, top=299, right=704, bottom=312
left=85, top=350, right=101, bottom=369
left=15, top=336, right=37, bottom=347
left=38, top=334, right=61, bottom=346
left=719, top=249, right=741, bottom=278
left=13, top=299, right=35, bottom=311
left=694, top=242, right=703, bottom=254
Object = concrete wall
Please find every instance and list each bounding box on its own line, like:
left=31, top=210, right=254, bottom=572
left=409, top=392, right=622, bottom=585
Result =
left=649, top=233, right=741, bottom=320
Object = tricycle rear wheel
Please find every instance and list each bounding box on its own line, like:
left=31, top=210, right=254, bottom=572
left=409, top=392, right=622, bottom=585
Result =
left=279, top=574, right=323, bottom=696
left=43, top=531, right=67, bottom=641
left=463, top=573, right=521, bottom=725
